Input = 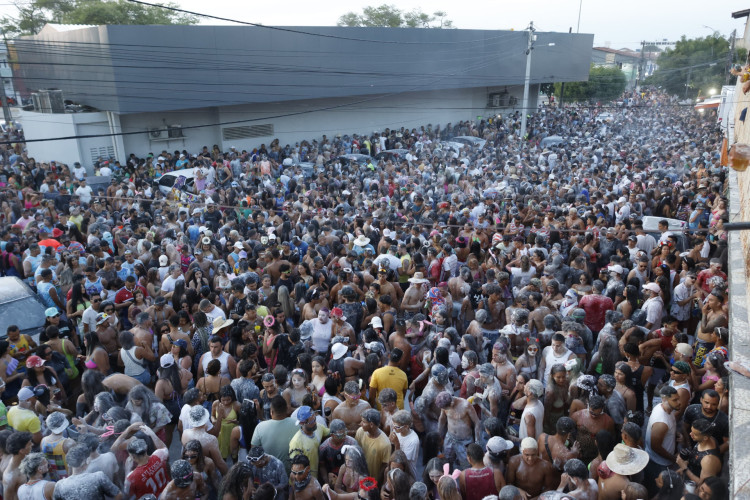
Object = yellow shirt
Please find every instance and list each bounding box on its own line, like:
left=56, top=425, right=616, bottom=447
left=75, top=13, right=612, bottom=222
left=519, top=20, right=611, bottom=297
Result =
left=288, top=423, right=329, bottom=477
left=7, top=406, right=41, bottom=434
left=369, top=365, right=408, bottom=409
left=355, top=427, right=392, bottom=481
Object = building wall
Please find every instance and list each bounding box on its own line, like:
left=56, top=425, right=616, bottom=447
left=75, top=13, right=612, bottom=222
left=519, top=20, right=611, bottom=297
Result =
left=728, top=76, right=750, bottom=500
left=18, top=109, right=117, bottom=169
left=12, top=25, right=591, bottom=115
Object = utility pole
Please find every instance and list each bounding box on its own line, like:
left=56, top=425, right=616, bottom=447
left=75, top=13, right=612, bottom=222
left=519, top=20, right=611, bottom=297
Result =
left=685, top=66, right=692, bottom=99
left=637, top=40, right=645, bottom=89
left=727, top=29, right=737, bottom=85
left=520, top=21, right=535, bottom=143
left=0, top=34, right=11, bottom=124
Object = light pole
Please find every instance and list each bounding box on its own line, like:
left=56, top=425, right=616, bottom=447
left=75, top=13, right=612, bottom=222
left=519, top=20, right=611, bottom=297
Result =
left=577, top=0, right=583, bottom=33
left=519, top=21, right=535, bottom=143
left=519, top=23, right=554, bottom=142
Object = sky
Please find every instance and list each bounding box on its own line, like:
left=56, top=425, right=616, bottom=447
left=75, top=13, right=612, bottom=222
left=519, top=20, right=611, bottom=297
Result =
left=161, top=0, right=750, bottom=49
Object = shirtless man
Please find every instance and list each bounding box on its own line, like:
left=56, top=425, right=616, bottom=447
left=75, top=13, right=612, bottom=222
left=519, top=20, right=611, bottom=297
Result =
left=129, top=313, right=154, bottom=353
left=181, top=406, right=228, bottom=475
left=146, top=296, right=175, bottom=327
left=506, top=437, right=557, bottom=498
left=418, top=364, right=450, bottom=434
left=4, top=432, right=33, bottom=500
left=401, top=272, right=428, bottom=318
left=527, top=292, right=552, bottom=335
left=289, top=453, right=324, bottom=500
left=331, top=381, right=372, bottom=437
left=478, top=284, right=506, bottom=330
left=330, top=309, right=356, bottom=346
left=537, top=416, right=581, bottom=477
left=570, top=395, right=615, bottom=464
left=436, top=391, right=481, bottom=470
left=95, top=312, right=120, bottom=362
left=448, top=267, right=471, bottom=304
left=490, top=341, right=517, bottom=393
left=159, top=459, right=207, bottom=500
left=387, top=327, right=412, bottom=373
left=376, top=268, right=400, bottom=308
left=556, top=459, right=598, bottom=500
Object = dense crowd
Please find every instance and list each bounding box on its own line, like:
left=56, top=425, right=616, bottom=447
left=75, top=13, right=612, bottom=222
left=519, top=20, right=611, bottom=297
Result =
left=0, top=88, right=734, bottom=500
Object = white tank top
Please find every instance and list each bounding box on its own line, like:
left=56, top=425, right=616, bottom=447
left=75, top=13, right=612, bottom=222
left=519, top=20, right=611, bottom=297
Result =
left=18, top=480, right=51, bottom=500
left=543, top=347, right=572, bottom=386
left=518, top=399, right=544, bottom=440
left=202, top=351, right=230, bottom=378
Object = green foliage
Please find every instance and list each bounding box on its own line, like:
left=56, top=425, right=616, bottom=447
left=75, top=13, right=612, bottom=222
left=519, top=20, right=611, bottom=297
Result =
left=337, top=4, right=454, bottom=28
left=553, top=65, right=627, bottom=103
left=539, top=83, right=555, bottom=99
left=0, top=0, right=197, bottom=38
left=643, top=35, right=740, bottom=98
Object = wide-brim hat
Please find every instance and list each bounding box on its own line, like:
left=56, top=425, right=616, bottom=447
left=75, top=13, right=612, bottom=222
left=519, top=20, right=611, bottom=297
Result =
left=45, top=411, right=70, bottom=434
left=353, top=235, right=370, bottom=246
left=331, top=342, right=347, bottom=360
left=408, top=271, right=429, bottom=284
left=605, top=444, right=649, bottom=476
left=188, top=406, right=210, bottom=428
left=212, top=317, right=234, bottom=334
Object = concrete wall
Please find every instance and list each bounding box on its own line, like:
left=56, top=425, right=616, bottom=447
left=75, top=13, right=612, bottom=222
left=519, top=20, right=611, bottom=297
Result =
left=18, top=109, right=116, bottom=168
left=728, top=77, right=750, bottom=499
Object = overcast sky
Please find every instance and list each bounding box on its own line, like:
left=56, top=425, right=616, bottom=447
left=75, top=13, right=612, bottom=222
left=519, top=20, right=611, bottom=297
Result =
left=164, top=0, right=749, bottom=49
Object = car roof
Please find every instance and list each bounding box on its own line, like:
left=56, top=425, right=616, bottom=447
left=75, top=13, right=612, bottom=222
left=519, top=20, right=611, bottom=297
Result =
left=641, top=216, right=686, bottom=232
left=161, top=167, right=200, bottom=177
left=0, top=277, right=35, bottom=304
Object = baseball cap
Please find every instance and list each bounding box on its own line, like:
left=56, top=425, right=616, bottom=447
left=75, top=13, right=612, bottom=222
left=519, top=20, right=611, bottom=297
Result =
left=296, top=405, right=317, bottom=423
left=17, top=387, right=35, bottom=401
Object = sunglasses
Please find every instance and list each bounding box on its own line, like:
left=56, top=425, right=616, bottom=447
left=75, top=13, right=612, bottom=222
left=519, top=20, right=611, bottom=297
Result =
left=290, top=469, right=307, bottom=476
left=92, top=299, right=101, bottom=303
left=249, top=454, right=266, bottom=463
left=184, top=454, right=199, bottom=459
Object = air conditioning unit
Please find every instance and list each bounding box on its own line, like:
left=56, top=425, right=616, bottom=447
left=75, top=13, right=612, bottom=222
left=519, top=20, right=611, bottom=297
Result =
left=167, top=125, right=184, bottom=138
left=149, top=128, right=163, bottom=139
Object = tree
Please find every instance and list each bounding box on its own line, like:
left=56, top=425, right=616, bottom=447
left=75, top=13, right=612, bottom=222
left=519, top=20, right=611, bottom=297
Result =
left=337, top=4, right=454, bottom=28
left=644, top=34, right=745, bottom=98
left=553, top=65, right=627, bottom=103
left=539, top=83, right=555, bottom=99
left=0, top=0, right=197, bottom=38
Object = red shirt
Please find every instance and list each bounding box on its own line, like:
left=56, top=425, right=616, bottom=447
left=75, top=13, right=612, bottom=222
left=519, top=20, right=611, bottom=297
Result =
left=126, top=449, right=169, bottom=499
left=696, top=269, right=727, bottom=295
left=114, top=284, right=148, bottom=304
left=578, top=294, right=614, bottom=332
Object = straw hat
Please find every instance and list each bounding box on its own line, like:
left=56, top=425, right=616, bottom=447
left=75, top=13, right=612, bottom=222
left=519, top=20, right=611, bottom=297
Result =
left=212, top=317, right=234, bottom=334
left=605, top=444, right=649, bottom=476
left=408, top=272, right=429, bottom=284
left=353, top=235, right=370, bottom=247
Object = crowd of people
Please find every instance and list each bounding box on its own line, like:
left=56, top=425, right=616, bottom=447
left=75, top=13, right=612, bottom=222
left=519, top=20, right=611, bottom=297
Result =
left=0, top=88, right=735, bottom=500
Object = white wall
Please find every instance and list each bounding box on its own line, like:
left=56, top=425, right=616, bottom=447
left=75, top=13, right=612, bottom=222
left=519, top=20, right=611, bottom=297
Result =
left=214, top=87, right=529, bottom=151
left=19, top=110, right=81, bottom=167
left=119, top=108, right=222, bottom=158
left=19, top=86, right=535, bottom=166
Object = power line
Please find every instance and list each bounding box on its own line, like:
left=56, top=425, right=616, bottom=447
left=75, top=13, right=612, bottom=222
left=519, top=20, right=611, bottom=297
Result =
left=124, top=0, right=526, bottom=46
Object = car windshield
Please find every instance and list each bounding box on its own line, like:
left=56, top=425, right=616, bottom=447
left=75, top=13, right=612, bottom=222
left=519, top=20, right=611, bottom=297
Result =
left=159, top=176, right=176, bottom=187
left=0, top=297, right=44, bottom=337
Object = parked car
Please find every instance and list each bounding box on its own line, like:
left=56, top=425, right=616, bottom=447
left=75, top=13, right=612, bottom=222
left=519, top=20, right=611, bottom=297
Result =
left=0, top=277, right=47, bottom=341
left=374, top=149, right=409, bottom=162
left=642, top=216, right=689, bottom=252
left=450, top=136, right=487, bottom=149
left=326, top=154, right=373, bottom=168
left=157, top=167, right=200, bottom=195
left=540, top=135, right=565, bottom=148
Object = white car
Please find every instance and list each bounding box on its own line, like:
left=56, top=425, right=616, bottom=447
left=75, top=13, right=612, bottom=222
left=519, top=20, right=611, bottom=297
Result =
left=157, top=167, right=201, bottom=195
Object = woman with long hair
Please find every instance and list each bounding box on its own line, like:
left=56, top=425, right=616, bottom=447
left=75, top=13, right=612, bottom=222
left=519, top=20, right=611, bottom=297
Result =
left=182, top=439, right=221, bottom=494
left=543, top=364, right=569, bottom=434
left=617, top=285, right=639, bottom=320
left=514, top=337, right=541, bottom=379
left=127, top=288, right=149, bottom=325
left=217, top=462, right=252, bottom=500
left=155, top=355, right=190, bottom=447
left=145, top=267, right=161, bottom=298
left=124, top=385, right=172, bottom=443
left=213, top=385, right=240, bottom=460
left=83, top=332, right=110, bottom=376
left=188, top=267, right=210, bottom=291
left=334, top=445, right=370, bottom=493
left=437, top=476, right=461, bottom=500
left=383, top=468, right=412, bottom=500
left=66, top=281, right=90, bottom=331
left=589, top=335, right=621, bottom=377
left=229, top=399, right=259, bottom=463
left=653, top=469, right=684, bottom=500
left=614, top=362, right=637, bottom=412
left=198, top=359, right=230, bottom=407
left=192, top=311, right=212, bottom=374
